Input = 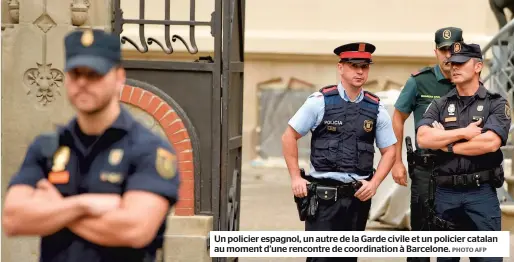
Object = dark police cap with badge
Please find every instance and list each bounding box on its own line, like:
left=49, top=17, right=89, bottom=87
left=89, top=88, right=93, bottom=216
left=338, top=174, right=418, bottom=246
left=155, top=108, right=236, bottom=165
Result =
left=447, top=42, right=483, bottom=64
left=64, top=29, right=121, bottom=75
left=435, top=27, right=463, bottom=49
left=333, top=42, right=376, bottom=64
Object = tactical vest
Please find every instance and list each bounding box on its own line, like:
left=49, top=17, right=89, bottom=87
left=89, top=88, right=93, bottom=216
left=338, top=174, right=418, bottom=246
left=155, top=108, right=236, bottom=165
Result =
left=435, top=89, right=504, bottom=175
left=310, top=85, right=379, bottom=176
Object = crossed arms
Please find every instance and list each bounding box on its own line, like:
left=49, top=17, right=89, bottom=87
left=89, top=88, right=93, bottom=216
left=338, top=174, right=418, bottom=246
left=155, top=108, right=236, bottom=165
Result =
left=2, top=139, right=178, bottom=249
left=416, top=100, right=509, bottom=155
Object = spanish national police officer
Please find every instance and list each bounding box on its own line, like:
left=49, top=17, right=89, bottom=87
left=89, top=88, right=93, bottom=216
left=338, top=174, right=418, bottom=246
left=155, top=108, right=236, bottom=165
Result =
left=391, top=27, right=463, bottom=262
left=417, top=42, right=509, bottom=262
left=2, top=29, right=180, bottom=262
left=282, top=42, right=397, bottom=262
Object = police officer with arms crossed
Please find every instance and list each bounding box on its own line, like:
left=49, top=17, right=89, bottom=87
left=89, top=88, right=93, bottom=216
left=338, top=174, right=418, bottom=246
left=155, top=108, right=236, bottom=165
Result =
left=417, top=42, right=509, bottom=262
left=2, top=29, right=180, bottom=262
left=391, top=27, right=463, bottom=260
left=282, top=42, right=397, bottom=262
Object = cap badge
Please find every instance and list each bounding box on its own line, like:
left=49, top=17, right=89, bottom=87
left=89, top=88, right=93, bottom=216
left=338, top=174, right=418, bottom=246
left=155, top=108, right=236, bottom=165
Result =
left=442, top=29, right=451, bottom=40
left=454, top=42, right=461, bottom=53
left=81, top=29, right=94, bottom=47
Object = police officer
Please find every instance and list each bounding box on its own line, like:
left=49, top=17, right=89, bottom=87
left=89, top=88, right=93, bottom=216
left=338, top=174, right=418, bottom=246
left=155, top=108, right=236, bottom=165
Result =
left=2, top=29, right=180, bottom=262
left=417, top=42, right=509, bottom=262
left=391, top=26, right=463, bottom=261
left=282, top=42, right=396, bottom=262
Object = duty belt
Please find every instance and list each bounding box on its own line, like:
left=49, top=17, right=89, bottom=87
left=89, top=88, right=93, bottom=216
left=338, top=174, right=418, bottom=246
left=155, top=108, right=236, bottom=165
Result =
left=434, top=169, right=495, bottom=188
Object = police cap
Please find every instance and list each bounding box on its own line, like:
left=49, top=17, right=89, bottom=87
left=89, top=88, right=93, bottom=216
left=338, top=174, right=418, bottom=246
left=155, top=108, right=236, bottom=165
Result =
left=435, top=27, right=463, bottom=49
left=64, top=29, right=121, bottom=76
left=333, top=42, right=376, bottom=64
left=447, top=42, right=482, bottom=64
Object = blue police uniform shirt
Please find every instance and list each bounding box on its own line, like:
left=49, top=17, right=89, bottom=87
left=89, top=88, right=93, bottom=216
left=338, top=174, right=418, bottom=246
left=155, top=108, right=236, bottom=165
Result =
left=288, top=82, right=397, bottom=182
left=8, top=107, right=180, bottom=262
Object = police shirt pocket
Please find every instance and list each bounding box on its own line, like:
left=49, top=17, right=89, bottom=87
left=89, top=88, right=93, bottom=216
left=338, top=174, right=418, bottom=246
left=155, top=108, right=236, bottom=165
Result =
left=356, top=142, right=375, bottom=172
left=93, top=172, right=126, bottom=194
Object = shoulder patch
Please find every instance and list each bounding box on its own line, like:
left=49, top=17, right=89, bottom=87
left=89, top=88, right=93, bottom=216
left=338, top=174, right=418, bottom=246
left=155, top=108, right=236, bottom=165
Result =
left=319, top=85, right=337, bottom=93
left=411, top=66, right=432, bottom=77
left=364, top=91, right=380, bottom=104
left=156, top=147, right=177, bottom=179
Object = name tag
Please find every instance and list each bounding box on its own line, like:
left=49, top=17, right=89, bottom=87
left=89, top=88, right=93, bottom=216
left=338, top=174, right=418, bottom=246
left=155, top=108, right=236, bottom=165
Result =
left=444, top=117, right=457, bottom=122
left=48, top=171, right=70, bottom=184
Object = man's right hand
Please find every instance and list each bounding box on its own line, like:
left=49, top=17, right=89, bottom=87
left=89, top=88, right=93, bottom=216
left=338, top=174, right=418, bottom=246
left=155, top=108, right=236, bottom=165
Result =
left=79, top=194, right=122, bottom=216
left=462, top=118, right=483, bottom=140
left=391, top=162, right=408, bottom=186
left=291, top=176, right=309, bottom=198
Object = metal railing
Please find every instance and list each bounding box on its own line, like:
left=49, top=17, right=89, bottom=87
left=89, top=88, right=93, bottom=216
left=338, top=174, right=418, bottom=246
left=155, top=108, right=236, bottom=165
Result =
left=482, top=19, right=514, bottom=108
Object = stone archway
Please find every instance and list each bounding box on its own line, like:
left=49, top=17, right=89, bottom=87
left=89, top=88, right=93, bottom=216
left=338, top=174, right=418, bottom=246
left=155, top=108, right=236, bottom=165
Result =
left=119, top=81, right=197, bottom=216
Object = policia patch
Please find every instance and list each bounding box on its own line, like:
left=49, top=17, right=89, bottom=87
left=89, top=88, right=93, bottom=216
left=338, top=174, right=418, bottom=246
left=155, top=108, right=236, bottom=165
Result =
left=506, top=103, right=511, bottom=119
left=156, top=147, right=177, bottom=179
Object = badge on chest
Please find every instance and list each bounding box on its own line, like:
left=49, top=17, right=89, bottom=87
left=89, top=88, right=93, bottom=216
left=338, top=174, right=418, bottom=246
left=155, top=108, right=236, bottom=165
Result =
left=49, top=146, right=70, bottom=184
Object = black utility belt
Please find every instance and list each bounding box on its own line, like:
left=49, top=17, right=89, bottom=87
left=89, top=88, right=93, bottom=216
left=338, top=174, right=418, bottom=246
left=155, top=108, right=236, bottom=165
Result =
left=434, top=169, right=499, bottom=188
left=313, top=183, right=362, bottom=202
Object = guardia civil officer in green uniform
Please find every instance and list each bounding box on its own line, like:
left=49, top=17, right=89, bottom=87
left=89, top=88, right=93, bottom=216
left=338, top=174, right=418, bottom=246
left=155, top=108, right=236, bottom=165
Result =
left=2, top=29, right=180, bottom=262
left=391, top=27, right=463, bottom=262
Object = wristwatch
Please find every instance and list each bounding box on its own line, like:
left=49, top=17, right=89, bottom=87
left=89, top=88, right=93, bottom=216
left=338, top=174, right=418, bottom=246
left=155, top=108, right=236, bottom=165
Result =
left=447, top=143, right=454, bottom=153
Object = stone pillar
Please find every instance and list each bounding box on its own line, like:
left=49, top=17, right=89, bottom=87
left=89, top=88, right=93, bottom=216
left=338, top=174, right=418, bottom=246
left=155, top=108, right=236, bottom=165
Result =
left=1, top=0, right=110, bottom=261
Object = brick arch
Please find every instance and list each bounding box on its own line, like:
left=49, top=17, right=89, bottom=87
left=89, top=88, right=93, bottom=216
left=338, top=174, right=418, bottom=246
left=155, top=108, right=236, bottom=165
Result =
left=119, top=83, right=195, bottom=216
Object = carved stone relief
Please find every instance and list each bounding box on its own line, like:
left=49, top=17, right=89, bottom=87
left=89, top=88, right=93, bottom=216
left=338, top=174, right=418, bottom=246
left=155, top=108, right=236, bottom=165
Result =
left=23, top=63, right=64, bottom=106
left=7, top=0, right=19, bottom=24
left=34, top=13, right=56, bottom=33
left=122, top=103, right=168, bottom=139
left=71, top=0, right=91, bottom=26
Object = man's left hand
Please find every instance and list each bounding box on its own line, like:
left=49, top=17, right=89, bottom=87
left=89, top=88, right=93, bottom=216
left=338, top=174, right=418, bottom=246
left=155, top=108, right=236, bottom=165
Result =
left=354, top=180, right=378, bottom=202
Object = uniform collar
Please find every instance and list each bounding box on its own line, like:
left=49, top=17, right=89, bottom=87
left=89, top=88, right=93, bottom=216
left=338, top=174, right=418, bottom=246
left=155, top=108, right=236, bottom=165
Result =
left=447, top=82, right=487, bottom=99
left=337, top=81, right=364, bottom=103
left=434, top=65, right=453, bottom=83
left=58, top=105, right=134, bottom=135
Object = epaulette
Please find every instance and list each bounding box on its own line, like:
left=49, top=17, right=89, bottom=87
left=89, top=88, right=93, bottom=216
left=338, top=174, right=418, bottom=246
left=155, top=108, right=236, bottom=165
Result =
left=363, top=90, right=380, bottom=104
left=411, top=66, right=432, bottom=77
left=486, top=90, right=503, bottom=99
left=319, top=85, right=338, bottom=96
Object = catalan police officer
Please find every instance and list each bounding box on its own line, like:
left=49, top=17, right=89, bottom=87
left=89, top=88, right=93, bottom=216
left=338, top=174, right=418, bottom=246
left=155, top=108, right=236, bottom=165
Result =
left=2, top=29, right=180, bottom=262
left=282, top=42, right=397, bottom=262
left=391, top=26, right=463, bottom=261
left=417, top=42, right=509, bottom=262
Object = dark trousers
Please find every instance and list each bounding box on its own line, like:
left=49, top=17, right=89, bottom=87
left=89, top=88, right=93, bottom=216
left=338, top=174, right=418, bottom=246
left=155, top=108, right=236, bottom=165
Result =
left=305, top=195, right=372, bottom=262
left=434, top=184, right=502, bottom=262
left=408, top=166, right=431, bottom=262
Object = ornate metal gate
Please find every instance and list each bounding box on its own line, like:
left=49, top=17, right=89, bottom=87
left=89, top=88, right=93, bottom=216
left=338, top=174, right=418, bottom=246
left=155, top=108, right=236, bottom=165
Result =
left=112, top=0, right=245, bottom=249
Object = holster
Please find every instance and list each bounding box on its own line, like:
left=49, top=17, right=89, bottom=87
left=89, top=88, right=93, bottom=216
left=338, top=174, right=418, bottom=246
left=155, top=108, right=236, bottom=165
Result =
left=294, top=183, right=318, bottom=221
left=491, top=166, right=505, bottom=188
left=424, top=172, right=456, bottom=231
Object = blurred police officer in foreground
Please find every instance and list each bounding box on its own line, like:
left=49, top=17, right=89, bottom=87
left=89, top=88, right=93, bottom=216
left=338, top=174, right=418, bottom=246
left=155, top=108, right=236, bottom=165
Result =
left=392, top=27, right=462, bottom=260
left=2, top=29, right=180, bottom=262
left=282, top=42, right=396, bottom=262
left=417, top=42, right=509, bottom=262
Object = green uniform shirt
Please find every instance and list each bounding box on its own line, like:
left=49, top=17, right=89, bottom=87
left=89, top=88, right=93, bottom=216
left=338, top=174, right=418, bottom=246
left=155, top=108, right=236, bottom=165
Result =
left=394, top=65, right=454, bottom=144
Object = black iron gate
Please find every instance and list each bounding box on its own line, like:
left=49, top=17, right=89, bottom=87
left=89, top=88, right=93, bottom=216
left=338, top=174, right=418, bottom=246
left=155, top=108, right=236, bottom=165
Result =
left=112, top=0, right=244, bottom=258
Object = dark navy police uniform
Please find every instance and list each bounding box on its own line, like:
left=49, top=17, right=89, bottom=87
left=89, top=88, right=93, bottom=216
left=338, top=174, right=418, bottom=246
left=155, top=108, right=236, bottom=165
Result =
left=416, top=42, right=509, bottom=262
left=7, top=29, right=180, bottom=262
